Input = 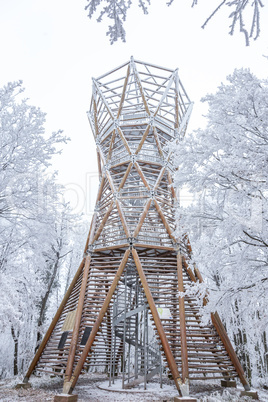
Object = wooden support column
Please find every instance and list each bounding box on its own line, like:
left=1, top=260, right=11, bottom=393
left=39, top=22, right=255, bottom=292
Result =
left=64, top=256, right=91, bottom=382
left=23, top=258, right=86, bottom=383
left=65, top=249, right=130, bottom=394
left=132, top=248, right=185, bottom=396
left=177, top=253, right=189, bottom=390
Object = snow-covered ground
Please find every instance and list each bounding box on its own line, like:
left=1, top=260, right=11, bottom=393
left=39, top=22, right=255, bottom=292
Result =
left=0, top=374, right=267, bottom=401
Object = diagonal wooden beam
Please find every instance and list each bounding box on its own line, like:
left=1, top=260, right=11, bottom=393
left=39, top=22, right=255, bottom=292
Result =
left=135, top=124, right=151, bottom=155
left=211, top=312, right=250, bottom=391
left=182, top=256, right=197, bottom=283
left=134, top=162, right=150, bottom=191
left=117, top=126, right=132, bottom=155
left=153, top=127, right=164, bottom=158
left=64, top=255, right=91, bottom=382
left=153, top=165, right=166, bottom=192
left=167, top=171, right=177, bottom=200
left=117, top=65, right=130, bottom=119
left=91, top=200, right=114, bottom=244
left=84, top=175, right=106, bottom=253
left=133, top=199, right=152, bottom=238
left=105, top=169, right=116, bottom=194
left=96, top=149, right=102, bottom=178
left=132, top=248, right=185, bottom=396
left=153, top=198, right=176, bottom=242
left=118, top=162, right=133, bottom=191
left=107, top=130, right=116, bottom=162
left=185, top=237, right=250, bottom=390
left=65, top=249, right=131, bottom=394
left=131, top=59, right=151, bottom=116
left=84, top=213, right=97, bottom=253
left=96, top=144, right=106, bottom=166
left=23, top=258, right=86, bottom=383
left=115, top=199, right=130, bottom=239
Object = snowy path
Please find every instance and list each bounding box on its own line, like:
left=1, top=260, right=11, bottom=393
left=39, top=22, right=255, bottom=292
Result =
left=0, top=374, right=267, bottom=401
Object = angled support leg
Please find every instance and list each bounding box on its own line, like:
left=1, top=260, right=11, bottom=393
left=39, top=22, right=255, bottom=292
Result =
left=64, top=255, right=91, bottom=383
left=211, top=312, right=250, bottom=391
left=132, top=248, right=186, bottom=397
left=64, top=249, right=130, bottom=394
left=23, top=258, right=86, bottom=383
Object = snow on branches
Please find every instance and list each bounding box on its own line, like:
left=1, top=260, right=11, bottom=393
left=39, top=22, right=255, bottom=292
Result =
left=174, top=68, right=268, bottom=383
left=0, top=81, right=83, bottom=377
left=84, top=0, right=264, bottom=45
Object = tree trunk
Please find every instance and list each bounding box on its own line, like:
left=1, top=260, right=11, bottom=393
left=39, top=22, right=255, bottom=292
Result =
left=35, top=255, right=60, bottom=352
left=11, top=326, right=19, bottom=376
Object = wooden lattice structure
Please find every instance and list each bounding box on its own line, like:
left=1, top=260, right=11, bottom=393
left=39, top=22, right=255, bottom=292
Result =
left=24, top=58, right=250, bottom=398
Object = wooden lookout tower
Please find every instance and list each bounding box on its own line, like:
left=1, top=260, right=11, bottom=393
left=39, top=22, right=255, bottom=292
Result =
left=23, top=58, right=251, bottom=400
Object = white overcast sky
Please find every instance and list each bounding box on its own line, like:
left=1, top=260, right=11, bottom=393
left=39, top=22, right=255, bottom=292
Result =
left=1, top=0, right=268, bottom=215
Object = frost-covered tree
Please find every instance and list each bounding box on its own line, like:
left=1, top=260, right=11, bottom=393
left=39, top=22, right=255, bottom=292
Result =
left=0, top=81, right=83, bottom=377
left=85, top=0, right=264, bottom=45
left=173, top=68, right=268, bottom=385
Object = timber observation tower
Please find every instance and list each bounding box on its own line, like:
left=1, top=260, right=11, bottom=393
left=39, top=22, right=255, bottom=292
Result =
left=23, top=58, right=251, bottom=401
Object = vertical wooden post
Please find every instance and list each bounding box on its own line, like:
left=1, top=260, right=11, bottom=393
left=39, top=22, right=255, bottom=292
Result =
left=64, top=255, right=91, bottom=382
left=177, top=253, right=189, bottom=390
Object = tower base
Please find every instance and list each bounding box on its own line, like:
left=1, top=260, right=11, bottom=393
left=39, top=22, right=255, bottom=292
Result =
left=221, top=379, right=236, bottom=388
left=15, top=383, right=32, bottom=390
left=240, top=390, right=258, bottom=399
left=54, top=394, right=78, bottom=402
